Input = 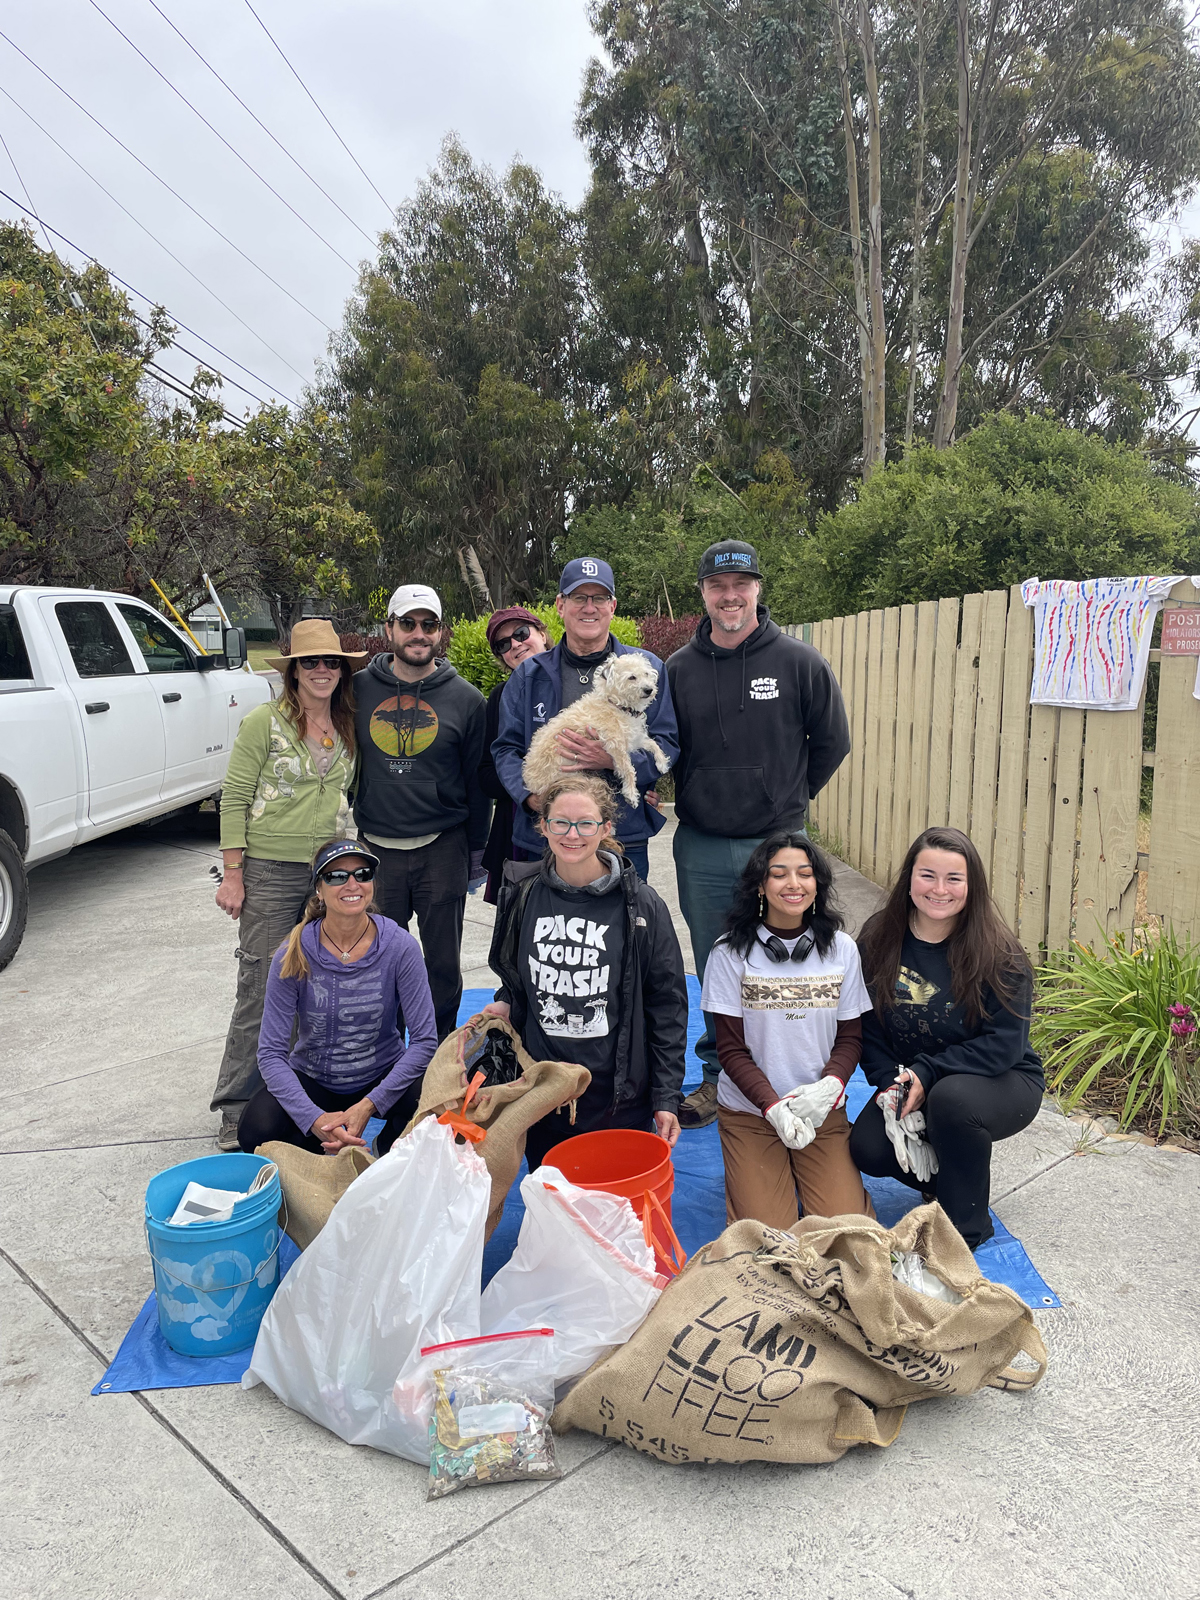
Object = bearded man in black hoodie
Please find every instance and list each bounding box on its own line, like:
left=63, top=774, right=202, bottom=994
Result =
left=353, top=583, right=488, bottom=1040
left=666, top=542, right=851, bottom=1127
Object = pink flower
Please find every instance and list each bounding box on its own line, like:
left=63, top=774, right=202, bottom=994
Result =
left=1171, top=1018, right=1197, bottom=1038
left=1167, top=1002, right=1193, bottom=1018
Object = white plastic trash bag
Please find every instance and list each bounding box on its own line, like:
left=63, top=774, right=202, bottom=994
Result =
left=243, top=1116, right=489, bottom=1462
left=479, top=1165, right=665, bottom=1392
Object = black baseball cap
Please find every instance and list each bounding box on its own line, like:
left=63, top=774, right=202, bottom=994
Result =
left=697, top=540, right=762, bottom=581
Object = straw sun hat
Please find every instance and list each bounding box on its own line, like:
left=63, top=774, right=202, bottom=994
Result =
left=265, top=618, right=369, bottom=672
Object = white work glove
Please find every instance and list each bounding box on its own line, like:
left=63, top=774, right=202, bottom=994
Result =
left=878, top=1083, right=939, bottom=1185
left=765, top=1077, right=845, bottom=1151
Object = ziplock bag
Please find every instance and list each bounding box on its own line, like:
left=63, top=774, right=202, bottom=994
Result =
left=424, top=1329, right=560, bottom=1499
left=243, top=1117, right=489, bottom=1461
left=479, top=1165, right=665, bottom=1393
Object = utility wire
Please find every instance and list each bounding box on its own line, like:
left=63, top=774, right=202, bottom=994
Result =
left=0, top=100, right=312, bottom=385
left=0, top=122, right=54, bottom=255
left=142, top=0, right=377, bottom=247
left=145, top=359, right=246, bottom=427
left=0, top=183, right=300, bottom=406
left=0, top=35, right=333, bottom=331
left=242, top=0, right=393, bottom=218
left=85, top=0, right=359, bottom=271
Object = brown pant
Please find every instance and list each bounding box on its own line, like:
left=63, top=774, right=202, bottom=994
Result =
left=717, top=1104, right=875, bottom=1229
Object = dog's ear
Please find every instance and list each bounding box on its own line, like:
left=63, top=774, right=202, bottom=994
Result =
left=593, top=658, right=614, bottom=686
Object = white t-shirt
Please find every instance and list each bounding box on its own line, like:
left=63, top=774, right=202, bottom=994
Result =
left=701, top=928, right=871, bottom=1117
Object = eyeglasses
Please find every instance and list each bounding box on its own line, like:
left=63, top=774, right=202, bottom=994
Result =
left=318, top=864, right=377, bottom=884
left=494, top=624, right=536, bottom=656
left=393, top=616, right=441, bottom=634
left=544, top=817, right=603, bottom=836
left=297, top=656, right=344, bottom=670
left=563, top=591, right=614, bottom=608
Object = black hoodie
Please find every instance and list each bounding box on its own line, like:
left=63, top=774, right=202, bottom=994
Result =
left=353, top=654, right=489, bottom=848
left=665, top=606, right=850, bottom=837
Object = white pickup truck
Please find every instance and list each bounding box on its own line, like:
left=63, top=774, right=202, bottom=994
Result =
left=0, top=585, right=273, bottom=968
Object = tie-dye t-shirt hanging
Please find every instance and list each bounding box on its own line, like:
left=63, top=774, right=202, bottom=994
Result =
left=1021, top=576, right=1182, bottom=710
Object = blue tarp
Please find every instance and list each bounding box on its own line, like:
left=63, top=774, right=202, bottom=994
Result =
left=95, top=978, right=1057, bottom=1395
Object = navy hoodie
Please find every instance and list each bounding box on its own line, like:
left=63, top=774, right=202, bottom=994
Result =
left=665, top=606, right=850, bottom=837
left=353, top=654, right=489, bottom=848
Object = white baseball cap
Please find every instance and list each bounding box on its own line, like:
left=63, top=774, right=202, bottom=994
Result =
left=387, top=583, right=442, bottom=621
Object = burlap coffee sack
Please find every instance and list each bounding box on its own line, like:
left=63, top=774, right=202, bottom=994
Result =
left=257, top=1141, right=374, bottom=1250
left=405, top=1013, right=591, bottom=1236
left=553, top=1202, right=1046, bottom=1465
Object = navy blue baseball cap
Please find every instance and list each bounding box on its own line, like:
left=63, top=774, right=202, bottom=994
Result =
left=311, top=837, right=381, bottom=888
left=697, top=540, right=762, bottom=581
left=559, top=557, right=616, bottom=597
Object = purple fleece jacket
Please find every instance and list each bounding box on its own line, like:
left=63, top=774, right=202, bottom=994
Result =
left=257, top=915, right=438, bottom=1136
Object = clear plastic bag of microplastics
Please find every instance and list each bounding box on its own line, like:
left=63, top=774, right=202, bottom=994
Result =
left=425, top=1329, right=560, bottom=1500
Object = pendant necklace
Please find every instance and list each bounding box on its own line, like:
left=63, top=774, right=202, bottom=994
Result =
left=311, top=719, right=336, bottom=750
left=324, top=919, right=372, bottom=963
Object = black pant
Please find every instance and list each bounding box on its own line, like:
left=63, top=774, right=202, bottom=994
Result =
left=238, top=1066, right=423, bottom=1156
left=849, top=1070, right=1043, bottom=1248
left=523, top=1094, right=653, bottom=1174
left=370, top=827, right=468, bottom=1041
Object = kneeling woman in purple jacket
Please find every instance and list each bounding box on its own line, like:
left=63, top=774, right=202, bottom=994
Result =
left=237, top=838, right=439, bottom=1155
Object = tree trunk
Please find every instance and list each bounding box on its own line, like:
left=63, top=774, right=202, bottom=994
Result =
left=859, top=0, right=887, bottom=475
left=833, top=2, right=877, bottom=478
left=904, top=0, right=927, bottom=449
left=457, top=543, right=494, bottom=616
left=933, top=0, right=972, bottom=449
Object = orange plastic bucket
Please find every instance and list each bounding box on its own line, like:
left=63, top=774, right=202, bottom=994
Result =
left=542, top=1128, right=687, bottom=1277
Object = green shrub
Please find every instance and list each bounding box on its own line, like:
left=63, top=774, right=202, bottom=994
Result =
left=446, top=604, right=641, bottom=695
left=808, top=413, right=1200, bottom=619
left=1034, top=929, right=1200, bottom=1136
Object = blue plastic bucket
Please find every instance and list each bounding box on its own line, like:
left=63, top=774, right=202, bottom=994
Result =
left=144, top=1153, right=283, bottom=1358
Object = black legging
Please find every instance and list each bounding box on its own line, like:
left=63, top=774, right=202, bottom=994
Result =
left=238, top=1067, right=424, bottom=1156
left=849, top=1071, right=1043, bottom=1248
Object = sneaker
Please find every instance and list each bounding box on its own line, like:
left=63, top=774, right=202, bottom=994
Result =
left=678, top=1080, right=719, bottom=1129
left=216, top=1110, right=241, bottom=1153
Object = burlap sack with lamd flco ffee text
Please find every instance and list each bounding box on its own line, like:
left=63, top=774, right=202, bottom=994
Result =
left=553, top=1203, right=1047, bottom=1465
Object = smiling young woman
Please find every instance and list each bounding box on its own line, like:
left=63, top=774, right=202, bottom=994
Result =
left=850, top=826, right=1045, bottom=1249
left=484, top=774, right=688, bottom=1169
left=701, top=831, right=874, bottom=1228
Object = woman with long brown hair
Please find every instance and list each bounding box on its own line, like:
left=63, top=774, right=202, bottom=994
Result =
left=238, top=838, right=438, bottom=1154
left=209, top=620, right=365, bottom=1150
left=849, top=826, right=1044, bottom=1249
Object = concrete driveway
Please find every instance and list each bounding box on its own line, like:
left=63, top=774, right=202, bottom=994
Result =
left=2, top=809, right=1197, bottom=1600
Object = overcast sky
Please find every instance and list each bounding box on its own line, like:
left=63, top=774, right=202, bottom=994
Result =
left=0, top=0, right=597, bottom=411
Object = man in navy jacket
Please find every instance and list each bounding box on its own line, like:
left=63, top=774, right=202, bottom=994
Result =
left=492, top=558, right=679, bottom=882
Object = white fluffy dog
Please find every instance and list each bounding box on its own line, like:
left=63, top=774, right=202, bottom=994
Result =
left=522, top=653, right=671, bottom=808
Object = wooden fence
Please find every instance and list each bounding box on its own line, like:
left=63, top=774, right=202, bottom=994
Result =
left=785, top=579, right=1200, bottom=954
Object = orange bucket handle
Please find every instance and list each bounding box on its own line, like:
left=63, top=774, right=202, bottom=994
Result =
left=640, top=1187, right=687, bottom=1277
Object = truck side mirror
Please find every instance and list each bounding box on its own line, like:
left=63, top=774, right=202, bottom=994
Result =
left=223, top=626, right=247, bottom=669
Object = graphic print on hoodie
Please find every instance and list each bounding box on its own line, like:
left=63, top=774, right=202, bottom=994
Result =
left=518, top=874, right=625, bottom=1086
left=353, top=653, right=489, bottom=847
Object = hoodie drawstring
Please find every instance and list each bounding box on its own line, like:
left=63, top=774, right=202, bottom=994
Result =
left=711, top=651, right=728, bottom=749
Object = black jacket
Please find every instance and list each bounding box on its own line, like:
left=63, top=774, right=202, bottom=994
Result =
left=665, top=606, right=850, bottom=836
left=352, top=654, right=489, bottom=848
left=489, top=855, right=687, bottom=1114
left=479, top=679, right=514, bottom=880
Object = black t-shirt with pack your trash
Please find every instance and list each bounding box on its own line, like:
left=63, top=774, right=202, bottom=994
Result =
left=517, top=876, right=626, bottom=1096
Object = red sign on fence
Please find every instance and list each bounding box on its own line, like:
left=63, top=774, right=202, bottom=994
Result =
left=1161, top=605, right=1200, bottom=655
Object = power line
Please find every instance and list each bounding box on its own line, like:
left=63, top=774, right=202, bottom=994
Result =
left=0, top=34, right=333, bottom=332
left=0, top=182, right=300, bottom=406
left=0, top=98, right=312, bottom=385
left=145, top=359, right=246, bottom=428
left=242, top=0, right=393, bottom=218
left=0, top=122, right=54, bottom=255
left=85, top=0, right=359, bottom=271
left=142, top=0, right=377, bottom=248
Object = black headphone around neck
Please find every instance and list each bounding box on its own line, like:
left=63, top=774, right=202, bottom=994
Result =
left=757, top=928, right=815, bottom=964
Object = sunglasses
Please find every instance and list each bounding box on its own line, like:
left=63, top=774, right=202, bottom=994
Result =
left=544, top=817, right=603, bottom=836
left=318, top=864, right=377, bottom=885
left=393, top=616, right=441, bottom=634
left=297, top=656, right=344, bottom=670
left=493, top=623, right=537, bottom=656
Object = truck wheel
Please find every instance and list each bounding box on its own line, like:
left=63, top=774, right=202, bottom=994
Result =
left=0, top=828, right=28, bottom=972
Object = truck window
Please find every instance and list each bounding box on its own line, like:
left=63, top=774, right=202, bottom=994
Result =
left=0, top=608, right=33, bottom=679
left=117, top=604, right=194, bottom=673
left=55, top=601, right=136, bottom=678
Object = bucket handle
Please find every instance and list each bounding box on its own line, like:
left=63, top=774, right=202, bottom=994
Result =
left=640, top=1187, right=687, bottom=1278
left=145, top=1194, right=289, bottom=1291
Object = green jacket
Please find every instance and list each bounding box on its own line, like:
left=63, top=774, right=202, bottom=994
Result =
left=219, top=701, right=357, bottom=863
